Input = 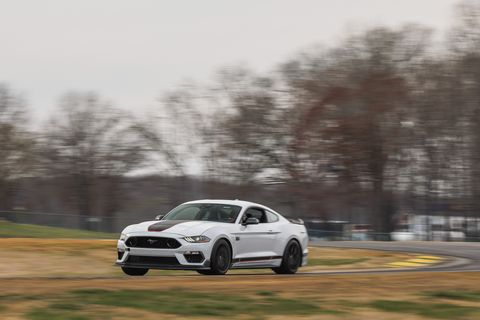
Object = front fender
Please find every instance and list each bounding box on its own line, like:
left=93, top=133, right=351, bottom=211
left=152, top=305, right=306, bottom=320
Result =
left=202, top=230, right=237, bottom=260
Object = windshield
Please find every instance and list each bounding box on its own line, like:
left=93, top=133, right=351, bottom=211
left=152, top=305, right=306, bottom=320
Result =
left=163, top=203, right=242, bottom=223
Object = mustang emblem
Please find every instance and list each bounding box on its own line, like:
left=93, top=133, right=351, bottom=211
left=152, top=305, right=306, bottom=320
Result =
left=147, top=239, right=158, bottom=245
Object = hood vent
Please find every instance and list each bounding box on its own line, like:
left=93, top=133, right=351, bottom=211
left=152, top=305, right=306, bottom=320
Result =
left=148, top=220, right=189, bottom=232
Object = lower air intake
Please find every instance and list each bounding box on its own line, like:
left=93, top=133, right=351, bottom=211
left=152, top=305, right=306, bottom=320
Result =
left=126, top=256, right=180, bottom=265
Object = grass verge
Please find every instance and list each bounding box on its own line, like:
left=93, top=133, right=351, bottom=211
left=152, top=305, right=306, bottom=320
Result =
left=369, top=299, right=479, bottom=319
left=0, top=220, right=116, bottom=239
left=426, top=290, right=480, bottom=301
left=23, top=289, right=339, bottom=319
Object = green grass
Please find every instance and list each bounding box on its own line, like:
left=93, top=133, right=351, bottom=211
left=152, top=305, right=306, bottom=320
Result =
left=27, top=309, right=90, bottom=320
left=71, top=289, right=323, bottom=317
left=19, top=290, right=480, bottom=319
left=0, top=220, right=116, bottom=239
left=256, top=290, right=276, bottom=296
left=23, top=289, right=333, bottom=319
left=369, top=300, right=479, bottom=319
left=27, top=298, right=90, bottom=320
left=308, top=258, right=368, bottom=266
left=426, top=290, right=480, bottom=301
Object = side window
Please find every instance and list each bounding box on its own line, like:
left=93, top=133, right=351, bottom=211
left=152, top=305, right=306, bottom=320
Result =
left=242, top=208, right=267, bottom=223
left=266, top=210, right=279, bottom=223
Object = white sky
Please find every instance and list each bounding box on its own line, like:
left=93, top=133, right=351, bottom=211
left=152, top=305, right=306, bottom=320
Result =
left=0, top=0, right=459, bottom=121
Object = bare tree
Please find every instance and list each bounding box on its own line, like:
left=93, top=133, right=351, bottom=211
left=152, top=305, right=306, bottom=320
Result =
left=280, top=26, right=431, bottom=232
left=205, top=67, right=285, bottom=183
left=41, top=92, right=146, bottom=230
left=0, top=84, right=34, bottom=210
left=449, top=0, right=480, bottom=54
left=133, top=83, right=205, bottom=177
left=448, top=0, right=480, bottom=222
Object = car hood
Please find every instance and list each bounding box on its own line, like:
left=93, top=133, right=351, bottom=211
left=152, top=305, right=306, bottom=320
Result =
left=123, top=220, right=225, bottom=236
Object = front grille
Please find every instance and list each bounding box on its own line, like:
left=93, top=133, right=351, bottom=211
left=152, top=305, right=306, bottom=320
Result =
left=117, top=250, right=124, bottom=260
left=125, top=236, right=181, bottom=249
left=126, top=255, right=180, bottom=265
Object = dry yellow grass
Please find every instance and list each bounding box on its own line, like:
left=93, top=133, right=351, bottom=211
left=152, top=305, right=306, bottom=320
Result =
left=1, top=272, right=480, bottom=319
left=1, top=239, right=477, bottom=319
left=0, top=239, right=120, bottom=277
left=0, top=238, right=420, bottom=278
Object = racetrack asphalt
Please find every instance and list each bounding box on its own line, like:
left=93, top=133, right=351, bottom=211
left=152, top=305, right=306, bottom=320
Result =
left=309, top=240, right=480, bottom=274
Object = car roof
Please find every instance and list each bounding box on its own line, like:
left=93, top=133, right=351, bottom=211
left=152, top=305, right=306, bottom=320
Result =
left=183, top=199, right=274, bottom=211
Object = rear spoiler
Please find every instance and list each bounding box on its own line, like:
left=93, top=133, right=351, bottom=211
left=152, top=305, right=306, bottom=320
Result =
left=287, top=218, right=304, bottom=225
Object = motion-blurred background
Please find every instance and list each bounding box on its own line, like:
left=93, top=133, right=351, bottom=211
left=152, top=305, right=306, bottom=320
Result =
left=1, top=0, right=480, bottom=241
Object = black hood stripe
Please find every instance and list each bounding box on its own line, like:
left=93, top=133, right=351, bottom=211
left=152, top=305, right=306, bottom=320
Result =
left=148, top=220, right=189, bottom=232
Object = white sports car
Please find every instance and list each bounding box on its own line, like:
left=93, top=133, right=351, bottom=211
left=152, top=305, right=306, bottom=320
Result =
left=116, top=199, right=308, bottom=275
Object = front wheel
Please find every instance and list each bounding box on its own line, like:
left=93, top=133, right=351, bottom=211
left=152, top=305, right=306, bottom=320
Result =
left=121, top=267, right=149, bottom=276
left=197, top=239, right=231, bottom=275
left=272, top=240, right=302, bottom=274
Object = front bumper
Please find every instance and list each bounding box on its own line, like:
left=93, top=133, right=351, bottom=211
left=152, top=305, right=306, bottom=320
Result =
left=301, top=248, right=308, bottom=267
left=116, top=233, right=212, bottom=270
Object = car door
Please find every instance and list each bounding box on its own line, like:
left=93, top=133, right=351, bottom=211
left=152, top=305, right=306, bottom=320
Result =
left=233, top=207, right=278, bottom=262
left=264, top=209, right=284, bottom=256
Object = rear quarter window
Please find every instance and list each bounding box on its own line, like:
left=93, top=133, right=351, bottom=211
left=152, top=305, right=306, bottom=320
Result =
left=266, top=210, right=279, bottom=223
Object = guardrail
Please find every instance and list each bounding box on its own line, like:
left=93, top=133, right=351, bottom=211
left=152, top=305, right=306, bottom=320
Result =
left=307, top=229, right=391, bottom=241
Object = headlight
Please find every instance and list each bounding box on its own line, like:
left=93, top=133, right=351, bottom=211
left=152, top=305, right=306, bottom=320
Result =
left=183, top=235, right=210, bottom=243
left=119, top=233, right=127, bottom=241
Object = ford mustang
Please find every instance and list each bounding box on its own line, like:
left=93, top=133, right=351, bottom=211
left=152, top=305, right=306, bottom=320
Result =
left=116, top=199, right=308, bottom=275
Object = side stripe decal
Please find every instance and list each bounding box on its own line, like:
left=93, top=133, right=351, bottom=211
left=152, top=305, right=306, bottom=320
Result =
left=232, top=256, right=282, bottom=263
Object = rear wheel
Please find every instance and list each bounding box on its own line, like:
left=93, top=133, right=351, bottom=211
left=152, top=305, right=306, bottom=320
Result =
left=121, top=267, right=149, bottom=276
left=197, top=239, right=231, bottom=275
left=272, top=240, right=302, bottom=274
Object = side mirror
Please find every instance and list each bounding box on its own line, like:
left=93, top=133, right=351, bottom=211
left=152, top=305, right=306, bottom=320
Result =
left=243, top=217, right=259, bottom=226
left=155, top=214, right=164, bottom=220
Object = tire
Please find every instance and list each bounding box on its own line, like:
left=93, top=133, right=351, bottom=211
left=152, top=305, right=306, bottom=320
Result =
left=272, top=240, right=302, bottom=274
left=121, top=267, right=149, bottom=276
left=198, top=239, right=231, bottom=275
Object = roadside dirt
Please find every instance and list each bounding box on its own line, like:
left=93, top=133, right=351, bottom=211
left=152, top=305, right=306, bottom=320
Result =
left=0, top=238, right=418, bottom=278
left=1, top=239, right=479, bottom=319
left=2, top=271, right=480, bottom=297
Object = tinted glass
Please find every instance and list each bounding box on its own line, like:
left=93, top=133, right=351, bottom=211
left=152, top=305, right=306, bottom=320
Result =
left=164, top=203, right=241, bottom=223
left=266, top=210, right=279, bottom=222
left=243, top=208, right=267, bottom=223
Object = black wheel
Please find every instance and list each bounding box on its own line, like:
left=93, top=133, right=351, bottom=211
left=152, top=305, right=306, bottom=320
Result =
left=272, top=240, right=302, bottom=274
left=121, top=267, right=149, bottom=276
left=199, top=239, right=231, bottom=275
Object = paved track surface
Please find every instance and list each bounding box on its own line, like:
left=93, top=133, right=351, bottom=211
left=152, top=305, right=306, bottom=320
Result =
left=311, top=241, right=480, bottom=274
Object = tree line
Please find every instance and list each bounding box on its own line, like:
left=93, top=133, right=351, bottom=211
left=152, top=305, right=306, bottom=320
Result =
left=1, top=1, right=480, bottom=232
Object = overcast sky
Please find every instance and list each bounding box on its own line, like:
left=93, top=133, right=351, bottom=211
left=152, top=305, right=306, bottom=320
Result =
left=0, top=0, right=460, bottom=120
